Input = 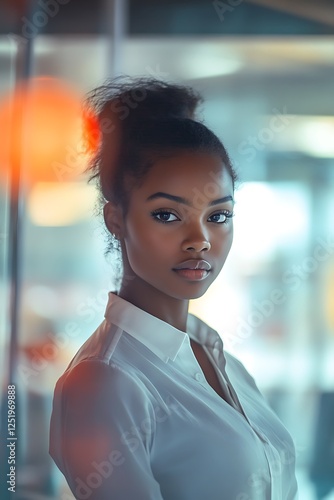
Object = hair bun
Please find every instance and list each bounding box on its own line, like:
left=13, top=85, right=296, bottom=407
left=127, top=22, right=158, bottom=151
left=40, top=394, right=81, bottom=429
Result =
left=125, top=78, right=202, bottom=121
left=84, top=77, right=203, bottom=199
left=87, top=76, right=202, bottom=126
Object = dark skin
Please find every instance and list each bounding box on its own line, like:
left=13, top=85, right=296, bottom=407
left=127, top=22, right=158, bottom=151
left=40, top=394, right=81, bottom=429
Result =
left=104, top=150, right=234, bottom=400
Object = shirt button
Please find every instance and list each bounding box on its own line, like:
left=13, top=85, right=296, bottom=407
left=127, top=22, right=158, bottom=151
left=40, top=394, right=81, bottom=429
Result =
left=195, top=372, right=203, bottom=382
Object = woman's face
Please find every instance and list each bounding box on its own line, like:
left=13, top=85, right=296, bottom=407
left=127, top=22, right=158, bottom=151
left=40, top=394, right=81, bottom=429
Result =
left=119, top=151, right=234, bottom=300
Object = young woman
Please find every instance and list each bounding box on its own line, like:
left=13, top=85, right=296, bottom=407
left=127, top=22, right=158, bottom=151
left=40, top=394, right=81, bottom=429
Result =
left=49, top=78, right=298, bottom=499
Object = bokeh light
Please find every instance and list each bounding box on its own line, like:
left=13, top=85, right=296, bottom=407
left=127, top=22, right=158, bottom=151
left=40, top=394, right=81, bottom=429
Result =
left=0, top=77, right=97, bottom=187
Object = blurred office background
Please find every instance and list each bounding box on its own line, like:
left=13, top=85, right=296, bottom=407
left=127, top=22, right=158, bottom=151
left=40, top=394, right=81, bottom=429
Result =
left=0, top=0, right=334, bottom=498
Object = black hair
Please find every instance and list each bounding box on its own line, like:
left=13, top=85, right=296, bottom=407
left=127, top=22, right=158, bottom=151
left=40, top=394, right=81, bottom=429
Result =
left=84, top=76, right=237, bottom=255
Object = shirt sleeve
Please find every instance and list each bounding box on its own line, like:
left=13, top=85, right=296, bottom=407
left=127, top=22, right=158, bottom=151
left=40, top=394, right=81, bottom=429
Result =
left=50, top=358, right=164, bottom=500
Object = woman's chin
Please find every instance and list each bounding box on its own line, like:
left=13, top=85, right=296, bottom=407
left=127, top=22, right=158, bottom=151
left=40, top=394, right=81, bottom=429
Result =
left=171, top=285, right=210, bottom=301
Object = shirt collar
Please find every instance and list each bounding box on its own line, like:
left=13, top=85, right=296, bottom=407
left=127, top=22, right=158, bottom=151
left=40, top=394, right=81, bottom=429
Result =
left=186, top=312, right=222, bottom=349
left=104, top=291, right=188, bottom=363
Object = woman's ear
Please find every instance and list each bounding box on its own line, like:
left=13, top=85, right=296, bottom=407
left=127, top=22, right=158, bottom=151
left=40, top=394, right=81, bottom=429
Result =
left=103, top=202, right=124, bottom=240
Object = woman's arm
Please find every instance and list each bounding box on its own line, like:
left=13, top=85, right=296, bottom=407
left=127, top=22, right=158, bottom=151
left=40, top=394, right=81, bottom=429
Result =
left=50, top=359, right=164, bottom=500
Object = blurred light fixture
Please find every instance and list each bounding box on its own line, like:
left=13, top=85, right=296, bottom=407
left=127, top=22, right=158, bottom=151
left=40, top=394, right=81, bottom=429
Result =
left=269, top=116, right=334, bottom=158
left=233, top=182, right=310, bottom=263
left=181, top=43, right=243, bottom=79
left=27, top=181, right=96, bottom=226
left=296, top=118, right=334, bottom=157
left=122, top=39, right=243, bottom=80
left=183, top=55, right=242, bottom=79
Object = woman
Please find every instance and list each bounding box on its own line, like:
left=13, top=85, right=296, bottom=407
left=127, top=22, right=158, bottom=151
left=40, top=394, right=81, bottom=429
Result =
left=49, top=78, right=298, bottom=499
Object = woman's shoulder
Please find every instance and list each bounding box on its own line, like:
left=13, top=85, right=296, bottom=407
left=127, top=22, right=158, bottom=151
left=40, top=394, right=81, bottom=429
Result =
left=65, top=318, right=124, bottom=369
left=59, top=357, right=148, bottom=404
left=50, top=357, right=160, bottom=439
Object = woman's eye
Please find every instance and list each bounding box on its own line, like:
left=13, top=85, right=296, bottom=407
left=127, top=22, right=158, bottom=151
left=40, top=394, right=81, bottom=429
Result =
left=208, top=211, right=234, bottom=224
left=151, top=211, right=179, bottom=223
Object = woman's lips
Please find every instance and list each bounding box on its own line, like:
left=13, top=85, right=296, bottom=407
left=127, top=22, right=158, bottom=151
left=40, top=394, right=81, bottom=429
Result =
left=172, top=260, right=211, bottom=281
left=173, top=259, right=211, bottom=271
left=173, top=268, right=210, bottom=281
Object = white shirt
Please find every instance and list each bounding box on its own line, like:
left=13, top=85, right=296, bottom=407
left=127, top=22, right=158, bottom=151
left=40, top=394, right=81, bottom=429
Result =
left=49, top=291, right=298, bottom=500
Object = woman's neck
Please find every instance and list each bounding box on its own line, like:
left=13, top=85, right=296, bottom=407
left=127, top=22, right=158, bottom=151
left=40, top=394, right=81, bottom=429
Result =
left=118, top=278, right=190, bottom=333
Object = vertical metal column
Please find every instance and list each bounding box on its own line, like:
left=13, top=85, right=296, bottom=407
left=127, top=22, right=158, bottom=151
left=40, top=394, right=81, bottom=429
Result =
left=104, top=0, right=127, bottom=77
left=0, top=3, right=35, bottom=498
left=8, top=34, right=34, bottom=388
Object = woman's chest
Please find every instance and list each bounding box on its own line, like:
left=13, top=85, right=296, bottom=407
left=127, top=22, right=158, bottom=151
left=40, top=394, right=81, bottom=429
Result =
left=189, top=338, right=231, bottom=403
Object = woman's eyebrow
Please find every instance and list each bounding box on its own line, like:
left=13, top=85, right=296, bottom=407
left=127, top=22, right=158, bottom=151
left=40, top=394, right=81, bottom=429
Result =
left=146, top=192, right=234, bottom=206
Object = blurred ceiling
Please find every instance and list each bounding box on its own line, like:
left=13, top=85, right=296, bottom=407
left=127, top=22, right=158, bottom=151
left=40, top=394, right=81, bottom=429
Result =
left=247, top=0, right=334, bottom=27
left=2, top=36, right=332, bottom=115
left=1, top=0, right=334, bottom=35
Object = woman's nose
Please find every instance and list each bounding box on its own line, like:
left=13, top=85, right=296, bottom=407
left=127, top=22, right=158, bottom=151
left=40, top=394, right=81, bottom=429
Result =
left=183, top=240, right=211, bottom=252
left=181, top=227, right=211, bottom=253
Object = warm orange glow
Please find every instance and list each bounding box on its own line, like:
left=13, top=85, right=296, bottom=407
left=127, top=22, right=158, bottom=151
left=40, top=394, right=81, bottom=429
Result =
left=28, top=182, right=96, bottom=226
left=0, top=77, right=98, bottom=187
left=83, top=107, right=101, bottom=156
